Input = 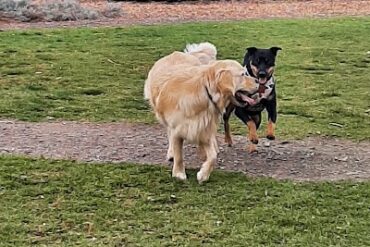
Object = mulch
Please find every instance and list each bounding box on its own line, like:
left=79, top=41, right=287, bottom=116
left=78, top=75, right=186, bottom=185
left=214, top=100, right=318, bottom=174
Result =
left=1, top=0, right=370, bottom=29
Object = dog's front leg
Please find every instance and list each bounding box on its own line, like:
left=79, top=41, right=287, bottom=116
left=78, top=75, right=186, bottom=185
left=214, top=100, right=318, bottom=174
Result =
left=171, top=135, right=187, bottom=181
left=235, top=108, right=259, bottom=153
left=197, top=137, right=218, bottom=184
left=247, top=120, right=258, bottom=153
left=265, top=97, right=277, bottom=140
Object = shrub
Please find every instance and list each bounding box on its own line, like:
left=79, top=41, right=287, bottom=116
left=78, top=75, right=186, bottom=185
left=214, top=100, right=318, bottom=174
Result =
left=100, top=2, right=123, bottom=18
left=0, top=0, right=31, bottom=21
left=40, top=0, right=100, bottom=21
left=0, top=0, right=123, bottom=22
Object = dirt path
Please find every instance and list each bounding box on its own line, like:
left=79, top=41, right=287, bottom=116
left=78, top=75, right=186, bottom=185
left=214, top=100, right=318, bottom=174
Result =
left=0, top=120, right=369, bottom=181
left=1, top=1, right=369, bottom=181
left=1, top=0, right=370, bottom=30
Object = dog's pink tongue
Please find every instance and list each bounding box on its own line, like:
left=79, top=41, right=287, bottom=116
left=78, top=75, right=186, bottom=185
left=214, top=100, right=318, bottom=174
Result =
left=239, top=94, right=256, bottom=106
left=259, top=78, right=267, bottom=84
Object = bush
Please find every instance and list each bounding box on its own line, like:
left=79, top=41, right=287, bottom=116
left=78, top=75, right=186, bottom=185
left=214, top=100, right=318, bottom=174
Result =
left=0, top=0, right=123, bottom=22
left=0, top=0, right=30, bottom=21
left=100, top=2, right=123, bottom=18
left=40, top=1, right=100, bottom=21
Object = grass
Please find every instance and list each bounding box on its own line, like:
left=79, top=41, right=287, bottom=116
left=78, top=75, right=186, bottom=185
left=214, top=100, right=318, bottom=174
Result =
left=0, top=156, right=369, bottom=246
left=1, top=19, right=369, bottom=247
left=0, top=17, right=369, bottom=140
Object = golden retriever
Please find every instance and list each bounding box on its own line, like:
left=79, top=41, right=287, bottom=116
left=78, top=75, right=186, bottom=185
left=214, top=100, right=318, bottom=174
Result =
left=144, top=43, right=258, bottom=183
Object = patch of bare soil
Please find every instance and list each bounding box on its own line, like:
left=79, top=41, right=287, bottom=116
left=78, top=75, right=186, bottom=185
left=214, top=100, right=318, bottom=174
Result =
left=0, top=121, right=369, bottom=181
left=0, top=0, right=370, bottom=30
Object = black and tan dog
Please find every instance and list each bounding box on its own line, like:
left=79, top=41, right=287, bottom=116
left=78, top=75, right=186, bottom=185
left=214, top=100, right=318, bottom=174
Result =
left=223, top=46, right=282, bottom=153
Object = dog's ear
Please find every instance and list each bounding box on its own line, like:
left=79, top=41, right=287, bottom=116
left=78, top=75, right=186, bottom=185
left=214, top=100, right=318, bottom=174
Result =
left=246, top=47, right=257, bottom=55
left=215, top=69, right=234, bottom=94
left=216, top=69, right=233, bottom=84
left=270, top=47, right=282, bottom=56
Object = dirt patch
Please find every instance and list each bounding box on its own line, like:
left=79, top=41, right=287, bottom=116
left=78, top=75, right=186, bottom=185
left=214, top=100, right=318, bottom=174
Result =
left=0, top=120, right=369, bottom=181
left=1, top=0, right=370, bottom=30
left=0, top=1, right=369, bottom=181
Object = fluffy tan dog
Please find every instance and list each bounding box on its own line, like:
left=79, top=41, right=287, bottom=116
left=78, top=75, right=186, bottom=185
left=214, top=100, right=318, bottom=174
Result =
left=144, top=43, right=258, bottom=183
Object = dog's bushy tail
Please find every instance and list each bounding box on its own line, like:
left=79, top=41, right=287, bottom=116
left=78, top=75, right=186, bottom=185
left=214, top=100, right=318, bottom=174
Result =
left=184, top=42, right=217, bottom=64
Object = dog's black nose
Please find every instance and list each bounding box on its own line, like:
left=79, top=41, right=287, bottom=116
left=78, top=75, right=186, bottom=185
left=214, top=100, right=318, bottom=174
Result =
left=258, top=71, right=267, bottom=78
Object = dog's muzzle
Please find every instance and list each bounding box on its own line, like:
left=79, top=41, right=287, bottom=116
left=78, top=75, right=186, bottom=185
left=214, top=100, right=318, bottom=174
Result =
left=257, top=71, right=269, bottom=85
left=233, top=90, right=258, bottom=107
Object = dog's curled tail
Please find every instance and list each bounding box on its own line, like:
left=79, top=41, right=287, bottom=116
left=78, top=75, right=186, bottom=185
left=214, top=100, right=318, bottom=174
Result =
left=184, top=42, right=217, bottom=64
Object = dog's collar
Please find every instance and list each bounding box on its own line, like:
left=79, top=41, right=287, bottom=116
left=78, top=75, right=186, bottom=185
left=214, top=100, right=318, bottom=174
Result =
left=264, top=77, right=275, bottom=89
left=204, top=86, right=222, bottom=116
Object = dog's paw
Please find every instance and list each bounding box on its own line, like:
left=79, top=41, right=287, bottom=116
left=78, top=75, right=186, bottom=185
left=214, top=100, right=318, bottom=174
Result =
left=224, top=137, right=233, bottom=147
left=172, top=171, right=187, bottom=181
left=197, top=169, right=210, bottom=184
left=266, top=121, right=275, bottom=140
left=248, top=144, right=258, bottom=153
left=266, top=135, right=275, bottom=140
left=250, top=138, right=259, bottom=144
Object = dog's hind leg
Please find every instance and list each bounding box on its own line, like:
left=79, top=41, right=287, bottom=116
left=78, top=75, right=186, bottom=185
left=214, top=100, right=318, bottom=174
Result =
left=197, top=145, right=207, bottom=161
left=223, top=104, right=235, bottom=146
left=171, top=135, right=187, bottom=181
left=197, top=136, right=218, bottom=184
left=166, top=128, right=174, bottom=162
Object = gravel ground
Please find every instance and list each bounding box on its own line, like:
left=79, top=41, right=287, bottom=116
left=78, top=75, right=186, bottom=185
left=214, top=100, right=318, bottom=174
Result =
left=1, top=121, right=369, bottom=181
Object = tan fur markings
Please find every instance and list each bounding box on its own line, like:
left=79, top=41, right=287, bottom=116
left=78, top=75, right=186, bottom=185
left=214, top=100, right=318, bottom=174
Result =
left=224, top=127, right=233, bottom=146
left=247, top=120, right=258, bottom=153
left=248, top=143, right=257, bottom=153
left=267, top=66, right=275, bottom=77
left=250, top=62, right=258, bottom=77
left=266, top=120, right=275, bottom=140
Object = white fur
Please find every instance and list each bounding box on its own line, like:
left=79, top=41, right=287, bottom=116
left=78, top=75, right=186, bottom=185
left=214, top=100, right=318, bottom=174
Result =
left=184, top=42, right=217, bottom=64
left=173, top=170, right=187, bottom=180
left=184, top=42, right=217, bottom=57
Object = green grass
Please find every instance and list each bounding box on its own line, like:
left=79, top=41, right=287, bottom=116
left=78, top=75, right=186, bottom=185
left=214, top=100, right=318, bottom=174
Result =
left=0, top=18, right=369, bottom=140
left=0, top=156, right=369, bottom=246
left=1, top=19, right=369, bottom=247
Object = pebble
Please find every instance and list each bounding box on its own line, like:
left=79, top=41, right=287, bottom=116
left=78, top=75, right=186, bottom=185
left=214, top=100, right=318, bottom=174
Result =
left=334, top=156, right=349, bottom=162
left=263, top=141, right=271, bottom=147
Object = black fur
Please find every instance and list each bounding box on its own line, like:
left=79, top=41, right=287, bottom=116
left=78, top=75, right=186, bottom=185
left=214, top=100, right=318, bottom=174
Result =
left=223, top=47, right=281, bottom=144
